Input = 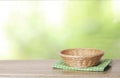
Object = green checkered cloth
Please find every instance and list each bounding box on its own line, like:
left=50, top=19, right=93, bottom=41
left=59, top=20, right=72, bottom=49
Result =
left=52, top=59, right=112, bottom=72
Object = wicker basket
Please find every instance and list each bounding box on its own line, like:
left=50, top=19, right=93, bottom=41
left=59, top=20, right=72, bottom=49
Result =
left=59, top=48, right=104, bottom=68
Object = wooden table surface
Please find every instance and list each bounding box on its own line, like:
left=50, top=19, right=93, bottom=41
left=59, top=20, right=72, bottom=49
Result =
left=0, top=60, right=119, bottom=78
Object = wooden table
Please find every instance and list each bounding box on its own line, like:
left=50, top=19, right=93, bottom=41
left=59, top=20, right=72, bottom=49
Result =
left=0, top=60, right=119, bottom=78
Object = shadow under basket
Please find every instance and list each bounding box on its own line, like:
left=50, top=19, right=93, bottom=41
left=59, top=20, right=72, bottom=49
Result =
left=59, top=48, right=104, bottom=68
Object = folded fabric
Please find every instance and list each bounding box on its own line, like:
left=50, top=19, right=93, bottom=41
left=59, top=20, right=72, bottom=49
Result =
left=52, top=59, right=112, bottom=72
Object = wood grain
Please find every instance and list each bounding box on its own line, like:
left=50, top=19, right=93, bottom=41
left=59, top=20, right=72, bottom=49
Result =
left=0, top=60, right=119, bottom=78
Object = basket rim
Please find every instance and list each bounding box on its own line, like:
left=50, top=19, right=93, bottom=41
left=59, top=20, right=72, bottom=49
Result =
left=59, top=48, right=104, bottom=58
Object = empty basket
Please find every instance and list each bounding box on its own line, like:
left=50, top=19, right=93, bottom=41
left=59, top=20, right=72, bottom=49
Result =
left=59, top=48, right=104, bottom=68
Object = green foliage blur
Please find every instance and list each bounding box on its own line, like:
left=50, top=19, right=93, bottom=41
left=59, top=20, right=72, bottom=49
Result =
left=0, top=0, right=120, bottom=59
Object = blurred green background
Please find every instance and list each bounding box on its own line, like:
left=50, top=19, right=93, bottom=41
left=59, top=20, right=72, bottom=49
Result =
left=0, top=0, right=120, bottom=60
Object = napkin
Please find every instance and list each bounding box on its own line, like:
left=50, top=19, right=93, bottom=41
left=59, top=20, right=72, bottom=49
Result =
left=52, top=59, right=112, bottom=72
